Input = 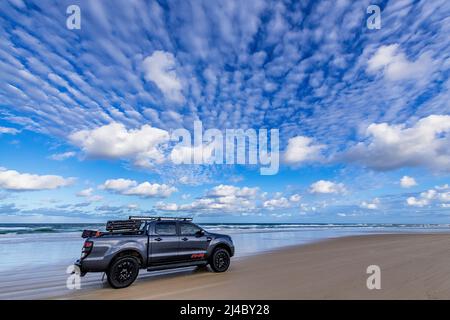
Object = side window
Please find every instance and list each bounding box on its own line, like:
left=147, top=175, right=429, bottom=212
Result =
left=155, top=222, right=177, bottom=236
left=180, top=223, right=202, bottom=236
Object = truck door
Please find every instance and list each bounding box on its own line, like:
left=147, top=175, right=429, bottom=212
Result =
left=178, top=222, right=210, bottom=261
left=149, top=221, right=180, bottom=264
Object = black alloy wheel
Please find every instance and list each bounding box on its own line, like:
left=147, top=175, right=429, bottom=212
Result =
left=210, top=248, right=230, bottom=272
left=107, top=256, right=140, bottom=289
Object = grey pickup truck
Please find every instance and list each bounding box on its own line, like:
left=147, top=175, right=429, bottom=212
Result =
left=75, top=216, right=234, bottom=288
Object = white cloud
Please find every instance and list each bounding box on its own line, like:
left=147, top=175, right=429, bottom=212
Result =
left=180, top=197, right=255, bottom=212
left=179, top=176, right=190, bottom=184
left=337, top=213, right=359, bottom=218
left=142, top=50, right=184, bottom=102
left=76, top=188, right=93, bottom=197
left=0, top=168, right=75, bottom=191
left=400, top=176, right=417, bottom=188
left=88, top=195, right=103, bottom=202
left=50, top=151, right=76, bottom=161
left=299, top=203, right=317, bottom=213
left=156, top=184, right=259, bottom=213
left=207, top=184, right=259, bottom=198
left=438, top=192, right=450, bottom=203
left=263, top=197, right=290, bottom=210
left=367, top=45, right=399, bottom=72
left=435, top=184, right=449, bottom=191
left=123, top=182, right=177, bottom=198
left=100, top=178, right=176, bottom=198
left=101, top=178, right=137, bottom=191
left=289, top=194, right=302, bottom=202
left=169, top=141, right=219, bottom=165
left=270, top=213, right=292, bottom=219
left=345, top=115, right=450, bottom=171
left=154, top=202, right=179, bottom=211
left=0, top=126, right=19, bottom=135
left=283, top=136, right=324, bottom=165
left=406, top=186, right=450, bottom=207
left=76, top=187, right=103, bottom=202
left=367, top=44, right=435, bottom=81
left=69, top=123, right=170, bottom=167
left=263, top=193, right=302, bottom=210
left=360, top=198, right=380, bottom=210
left=406, top=196, right=429, bottom=207
left=310, top=180, right=346, bottom=194
left=422, top=189, right=438, bottom=200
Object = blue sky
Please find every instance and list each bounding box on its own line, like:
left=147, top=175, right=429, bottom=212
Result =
left=0, top=0, right=449, bottom=223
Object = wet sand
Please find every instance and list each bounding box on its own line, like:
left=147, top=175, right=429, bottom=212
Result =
left=63, top=233, right=450, bottom=300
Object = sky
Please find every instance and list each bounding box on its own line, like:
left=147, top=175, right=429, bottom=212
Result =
left=0, top=0, right=449, bottom=223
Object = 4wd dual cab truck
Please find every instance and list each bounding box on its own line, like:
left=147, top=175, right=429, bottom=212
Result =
left=75, top=216, right=234, bottom=288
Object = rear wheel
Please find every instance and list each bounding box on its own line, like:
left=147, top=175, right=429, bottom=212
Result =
left=107, top=256, right=140, bottom=289
left=209, top=248, right=230, bottom=272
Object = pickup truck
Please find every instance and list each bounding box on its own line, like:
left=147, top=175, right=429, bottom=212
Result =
left=75, top=216, right=234, bottom=288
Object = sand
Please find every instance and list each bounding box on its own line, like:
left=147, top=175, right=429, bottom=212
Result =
left=63, top=233, right=450, bottom=300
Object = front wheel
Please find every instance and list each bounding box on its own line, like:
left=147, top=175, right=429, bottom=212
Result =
left=107, top=256, right=140, bottom=289
left=209, top=248, right=230, bottom=272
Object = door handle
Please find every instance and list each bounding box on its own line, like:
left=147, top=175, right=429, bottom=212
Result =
left=154, top=237, right=162, bottom=241
left=182, top=237, right=188, bottom=241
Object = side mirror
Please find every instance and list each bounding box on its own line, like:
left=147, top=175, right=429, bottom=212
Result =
left=195, top=230, right=205, bottom=237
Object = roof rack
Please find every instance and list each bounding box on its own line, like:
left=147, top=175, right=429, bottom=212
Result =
left=128, top=216, right=193, bottom=221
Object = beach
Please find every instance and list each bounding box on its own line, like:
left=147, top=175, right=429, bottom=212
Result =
left=63, top=233, right=450, bottom=300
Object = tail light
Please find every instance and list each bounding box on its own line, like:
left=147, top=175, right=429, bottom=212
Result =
left=81, top=240, right=93, bottom=258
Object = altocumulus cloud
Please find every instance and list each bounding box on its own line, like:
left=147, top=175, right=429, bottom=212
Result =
left=0, top=0, right=449, bottom=220
left=367, top=44, right=437, bottom=82
left=142, top=51, right=184, bottom=103
left=0, top=168, right=75, bottom=191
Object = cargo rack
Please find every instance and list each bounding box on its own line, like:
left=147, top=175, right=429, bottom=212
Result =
left=128, top=216, right=193, bottom=221
left=105, top=216, right=192, bottom=231
left=105, top=219, right=143, bottom=232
